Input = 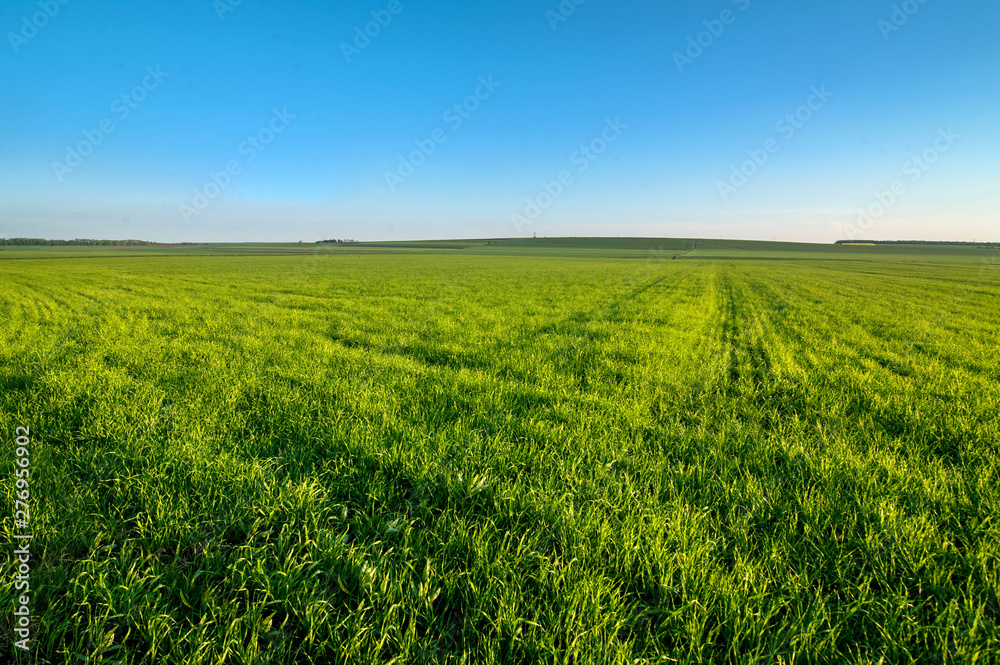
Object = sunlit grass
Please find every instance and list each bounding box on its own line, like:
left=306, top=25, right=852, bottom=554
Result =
left=1, top=250, right=998, bottom=663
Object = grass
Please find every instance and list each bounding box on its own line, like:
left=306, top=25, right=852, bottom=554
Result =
left=1, top=240, right=999, bottom=663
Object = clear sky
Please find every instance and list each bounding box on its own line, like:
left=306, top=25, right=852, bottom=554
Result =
left=1, top=0, right=997, bottom=243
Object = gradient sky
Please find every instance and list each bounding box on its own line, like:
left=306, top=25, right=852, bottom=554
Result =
left=1, top=0, right=998, bottom=243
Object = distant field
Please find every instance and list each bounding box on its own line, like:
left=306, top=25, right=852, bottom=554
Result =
left=2, top=240, right=999, bottom=663
left=4, top=237, right=999, bottom=263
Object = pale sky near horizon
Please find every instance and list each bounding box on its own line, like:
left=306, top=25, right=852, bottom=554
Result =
left=1, top=0, right=998, bottom=243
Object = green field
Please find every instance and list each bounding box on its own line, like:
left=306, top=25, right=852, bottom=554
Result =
left=2, top=239, right=999, bottom=663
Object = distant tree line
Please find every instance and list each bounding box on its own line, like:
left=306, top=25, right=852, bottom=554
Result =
left=0, top=238, right=156, bottom=246
left=316, top=239, right=359, bottom=244
left=835, top=240, right=1000, bottom=247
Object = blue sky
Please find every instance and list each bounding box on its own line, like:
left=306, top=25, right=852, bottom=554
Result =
left=1, top=0, right=997, bottom=243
